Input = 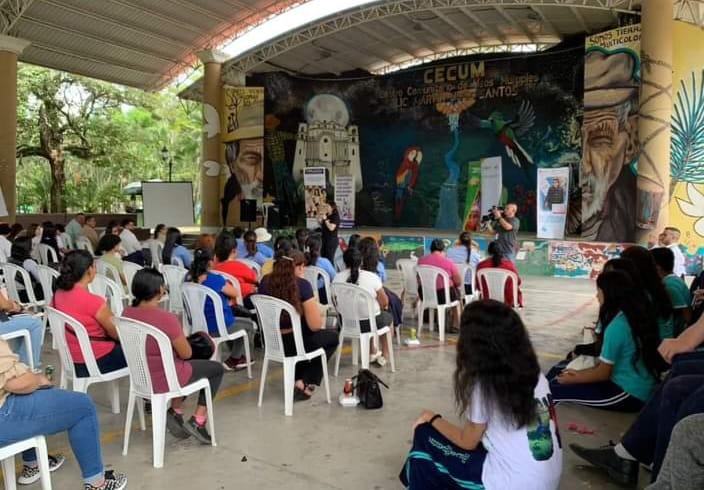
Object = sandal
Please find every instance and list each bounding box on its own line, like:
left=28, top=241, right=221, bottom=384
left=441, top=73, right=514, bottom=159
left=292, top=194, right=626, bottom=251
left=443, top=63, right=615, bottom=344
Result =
left=294, top=386, right=312, bottom=401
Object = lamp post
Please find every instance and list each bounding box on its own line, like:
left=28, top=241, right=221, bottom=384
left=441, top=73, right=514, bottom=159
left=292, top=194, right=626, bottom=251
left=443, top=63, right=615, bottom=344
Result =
left=160, top=146, right=173, bottom=182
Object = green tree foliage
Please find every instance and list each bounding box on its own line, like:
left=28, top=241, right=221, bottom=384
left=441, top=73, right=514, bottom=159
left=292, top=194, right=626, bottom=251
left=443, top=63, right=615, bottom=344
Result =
left=16, top=64, right=201, bottom=213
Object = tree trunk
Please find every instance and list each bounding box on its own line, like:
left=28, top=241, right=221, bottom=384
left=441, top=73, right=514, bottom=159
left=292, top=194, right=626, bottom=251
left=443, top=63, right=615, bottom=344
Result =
left=49, top=151, right=65, bottom=213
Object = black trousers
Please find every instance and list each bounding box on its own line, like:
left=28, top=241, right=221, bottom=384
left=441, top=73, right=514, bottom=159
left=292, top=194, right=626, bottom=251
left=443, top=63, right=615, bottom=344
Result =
left=282, top=329, right=339, bottom=386
left=186, top=359, right=224, bottom=406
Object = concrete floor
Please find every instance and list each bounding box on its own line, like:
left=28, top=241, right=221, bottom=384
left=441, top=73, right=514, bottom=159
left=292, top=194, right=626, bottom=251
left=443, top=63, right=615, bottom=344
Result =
left=10, top=274, right=655, bottom=490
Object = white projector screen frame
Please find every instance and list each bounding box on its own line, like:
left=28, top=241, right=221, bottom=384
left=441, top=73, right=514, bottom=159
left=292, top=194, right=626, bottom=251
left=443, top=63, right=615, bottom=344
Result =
left=141, top=181, right=195, bottom=228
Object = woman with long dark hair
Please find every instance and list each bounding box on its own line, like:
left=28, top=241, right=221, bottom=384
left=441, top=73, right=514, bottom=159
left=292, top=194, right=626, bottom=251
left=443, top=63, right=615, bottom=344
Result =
left=261, top=236, right=293, bottom=276
left=304, top=234, right=336, bottom=303
left=294, top=228, right=309, bottom=251
left=549, top=270, right=660, bottom=412
left=162, top=227, right=192, bottom=268
left=123, top=268, right=224, bottom=443
left=40, top=221, right=62, bottom=261
left=52, top=250, right=127, bottom=377
left=401, top=300, right=562, bottom=489
left=476, top=241, right=524, bottom=308
left=258, top=250, right=338, bottom=400
left=333, top=248, right=392, bottom=366
left=189, top=249, right=254, bottom=371
left=358, top=236, right=404, bottom=329
left=319, top=201, right=340, bottom=262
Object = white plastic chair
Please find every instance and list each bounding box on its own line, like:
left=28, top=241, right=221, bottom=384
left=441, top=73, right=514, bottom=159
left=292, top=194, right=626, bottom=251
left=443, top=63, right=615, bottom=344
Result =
left=161, top=265, right=187, bottom=314
left=0, top=263, right=45, bottom=312
left=303, top=265, right=333, bottom=309
left=236, top=258, right=262, bottom=280
left=89, top=274, right=125, bottom=316
left=334, top=254, right=345, bottom=272
left=149, top=241, right=163, bottom=268
left=416, top=265, right=461, bottom=342
left=476, top=268, right=521, bottom=310
left=180, top=283, right=252, bottom=378
left=250, top=294, right=331, bottom=416
left=46, top=306, right=129, bottom=414
left=397, top=258, right=419, bottom=316
left=210, top=270, right=244, bottom=305
left=1, top=329, right=35, bottom=370
left=116, top=317, right=216, bottom=468
left=331, top=283, right=395, bottom=376
left=458, top=264, right=479, bottom=305
left=95, top=259, right=122, bottom=285
left=61, top=233, right=74, bottom=250
left=37, top=244, right=58, bottom=266
left=36, top=265, right=60, bottom=349
left=0, top=436, right=52, bottom=490
left=0, top=248, right=7, bottom=263
left=171, top=256, right=185, bottom=268
left=76, top=237, right=95, bottom=256
left=121, top=261, right=142, bottom=298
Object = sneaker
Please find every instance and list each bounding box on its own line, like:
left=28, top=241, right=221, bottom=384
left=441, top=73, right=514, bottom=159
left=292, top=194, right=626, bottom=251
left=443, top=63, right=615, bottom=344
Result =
left=84, top=470, right=127, bottom=490
left=370, top=351, right=382, bottom=364
left=375, top=355, right=387, bottom=367
left=166, top=408, right=190, bottom=439
left=184, top=416, right=212, bottom=445
left=570, top=443, right=638, bottom=487
left=235, top=357, right=255, bottom=369
left=18, top=454, right=65, bottom=485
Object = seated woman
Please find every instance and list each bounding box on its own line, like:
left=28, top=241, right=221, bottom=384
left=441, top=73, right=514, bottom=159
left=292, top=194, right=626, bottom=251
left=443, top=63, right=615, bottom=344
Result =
left=213, top=232, right=258, bottom=299
left=9, top=236, right=44, bottom=302
left=258, top=250, right=339, bottom=400
left=39, top=222, right=63, bottom=262
left=417, top=239, right=463, bottom=330
left=241, top=230, right=266, bottom=266
left=304, top=234, right=336, bottom=304
left=402, top=300, right=562, bottom=489
left=333, top=247, right=392, bottom=366
left=29, top=223, right=43, bottom=261
left=52, top=250, right=127, bottom=377
left=0, top=338, right=127, bottom=490
left=163, top=227, right=192, bottom=268
left=476, top=241, right=524, bottom=308
left=359, top=237, right=404, bottom=329
left=446, top=231, right=480, bottom=295
left=261, top=236, right=293, bottom=277
left=0, top=293, right=44, bottom=369
left=95, top=234, right=128, bottom=292
left=123, top=269, right=224, bottom=444
left=548, top=270, right=661, bottom=412
left=190, top=248, right=254, bottom=371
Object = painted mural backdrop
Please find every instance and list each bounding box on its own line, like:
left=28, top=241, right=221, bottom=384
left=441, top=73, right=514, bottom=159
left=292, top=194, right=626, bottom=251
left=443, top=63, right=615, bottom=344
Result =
left=255, top=46, right=583, bottom=230
left=581, top=24, right=641, bottom=243
left=670, top=20, right=704, bottom=270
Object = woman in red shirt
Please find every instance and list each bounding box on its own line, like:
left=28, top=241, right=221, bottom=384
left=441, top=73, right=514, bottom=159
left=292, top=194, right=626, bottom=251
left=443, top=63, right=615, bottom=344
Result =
left=476, top=241, right=524, bottom=308
left=212, top=232, right=258, bottom=299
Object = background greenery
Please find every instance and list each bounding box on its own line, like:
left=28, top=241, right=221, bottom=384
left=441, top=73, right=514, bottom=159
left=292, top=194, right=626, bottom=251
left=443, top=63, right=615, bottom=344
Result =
left=15, top=64, right=202, bottom=214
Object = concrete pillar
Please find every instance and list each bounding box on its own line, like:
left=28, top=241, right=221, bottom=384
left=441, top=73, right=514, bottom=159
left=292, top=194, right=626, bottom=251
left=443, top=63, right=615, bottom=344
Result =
left=0, top=35, right=30, bottom=221
left=636, top=0, right=674, bottom=242
left=197, top=49, right=227, bottom=229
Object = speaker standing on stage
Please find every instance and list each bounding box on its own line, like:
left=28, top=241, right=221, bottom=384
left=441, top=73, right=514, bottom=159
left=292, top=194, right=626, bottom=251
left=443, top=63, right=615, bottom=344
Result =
left=487, top=203, right=520, bottom=262
left=320, top=202, right=340, bottom=262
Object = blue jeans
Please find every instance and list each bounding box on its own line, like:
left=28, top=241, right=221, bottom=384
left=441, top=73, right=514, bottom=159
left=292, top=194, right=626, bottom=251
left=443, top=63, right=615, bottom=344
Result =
left=0, top=315, right=44, bottom=368
left=0, top=388, right=104, bottom=484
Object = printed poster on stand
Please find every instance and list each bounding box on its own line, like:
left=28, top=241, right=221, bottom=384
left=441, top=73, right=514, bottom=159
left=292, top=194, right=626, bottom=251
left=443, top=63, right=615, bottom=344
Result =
left=537, top=167, right=570, bottom=239
left=334, top=174, right=355, bottom=228
left=304, top=167, right=328, bottom=229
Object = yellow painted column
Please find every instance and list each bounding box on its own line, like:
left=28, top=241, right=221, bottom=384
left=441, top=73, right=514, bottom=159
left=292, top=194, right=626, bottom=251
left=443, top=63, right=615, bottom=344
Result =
left=197, top=49, right=227, bottom=229
left=636, top=0, right=674, bottom=242
left=0, top=35, right=30, bottom=221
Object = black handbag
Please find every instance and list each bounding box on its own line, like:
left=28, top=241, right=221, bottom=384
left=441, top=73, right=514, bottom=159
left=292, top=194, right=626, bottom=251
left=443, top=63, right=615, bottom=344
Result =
left=187, top=332, right=215, bottom=360
left=352, top=369, right=389, bottom=409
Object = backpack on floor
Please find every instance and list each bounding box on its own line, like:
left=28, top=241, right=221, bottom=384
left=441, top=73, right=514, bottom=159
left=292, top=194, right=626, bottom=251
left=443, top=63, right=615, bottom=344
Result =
left=352, top=369, right=389, bottom=409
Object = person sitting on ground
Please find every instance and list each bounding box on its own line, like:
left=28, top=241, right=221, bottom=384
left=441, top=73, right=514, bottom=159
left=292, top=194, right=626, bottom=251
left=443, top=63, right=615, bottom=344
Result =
left=0, top=222, right=12, bottom=259
left=647, top=413, right=704, bottom=490
left=190, top=248, right=254, bottom=372
left=123, top=268, right=224, bottom=444
left=691, top=269, right=704, bottom=324
left=358, top=236, right=404, bottom=328
left=162, top=227, right=192, bottom=268
left=571, top=311, right=704, bottom=486
left=621, top=246, right=675, bottom=340
left=52, top=250, right=127, bottom=377
left=548, top=270, right=660, bottom=412
left=81, top=216, right=100, bottom=250
left=213, top=232, right=258, bottom=299
left=241, top=230, right=267, bottom=266
left=334, top=247, right=393, bottom=367
left=294, top=228, right=309, bottom=251
left=0, top=291, right=44, bottom=368
left=261, top=236, right=293, bottom=276
left=304, top=234, right=336, bottom=304
left=95, top=234, right=128, bottom=293
left=401, top=300, right=562, bottom=489
left=0, top=338, right=128, bottom=490
left=39, top=222, right=63, bottom=262
left=651, top=247, right=693, bottom=336
left=418, top=238, right=463, bottom=330
left=258, top=250, right=339, bottom=400
left=8, top=236, right=44, bottom=302
left=476, top=241, right=524, bottom=308
left=118, top=219, right=145, bottom=265
left=446, top=231, right=480, bottom=295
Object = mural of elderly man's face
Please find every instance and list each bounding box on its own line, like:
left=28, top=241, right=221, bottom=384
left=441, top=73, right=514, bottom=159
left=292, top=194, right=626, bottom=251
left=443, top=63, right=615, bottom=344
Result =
left=581, top=103, right=637, bottom=222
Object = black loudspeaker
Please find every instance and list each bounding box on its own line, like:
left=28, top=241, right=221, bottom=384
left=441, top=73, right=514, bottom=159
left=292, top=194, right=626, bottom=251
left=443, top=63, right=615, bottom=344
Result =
left=266, top=206, right=281, bottom=229
left=240, top=199, right=257, bottom=223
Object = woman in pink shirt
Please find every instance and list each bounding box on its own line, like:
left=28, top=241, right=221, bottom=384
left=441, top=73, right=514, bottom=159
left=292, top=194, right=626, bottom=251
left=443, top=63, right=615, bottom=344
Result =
left=476, top=241, right=524, bottom=308
left=52, top=250, right=126, bottom=377
left=418, top=239, right=463, bottom=330
left=122, top=269, right=224, bottom=444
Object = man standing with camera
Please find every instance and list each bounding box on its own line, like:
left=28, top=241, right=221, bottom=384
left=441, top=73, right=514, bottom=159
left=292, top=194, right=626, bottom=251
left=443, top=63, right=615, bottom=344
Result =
left=487, top=203, right=520, bottom=262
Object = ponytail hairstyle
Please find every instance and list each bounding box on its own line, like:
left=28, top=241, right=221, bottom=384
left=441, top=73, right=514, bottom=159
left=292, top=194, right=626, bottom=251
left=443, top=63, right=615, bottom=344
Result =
left=304, top=234, right=322, bottom=266
left=620, top=246, right=672, bottom=320
left=263, top=249, right=305, bottom=314
left=459, top=231, right=472, bottom=264
left=95, top=234, right=121, bottom=257
left=243, top=230, right=257, bottom=257
left=358, top=236, right=380, bottom=274
left=162, top=227, right=183, bottom=265
left=347, top=233, right=361, bottom=250
left=56, top=250, right=94, bottom=291
left=343, top=247, right=363, bottom=285
left=488, top=241, right=503, bottom=267
left=274, top=236, right=293, bottom=256
left=131, top=268, right=165, bottom=307
left=189, top=248, right=213, bottom=283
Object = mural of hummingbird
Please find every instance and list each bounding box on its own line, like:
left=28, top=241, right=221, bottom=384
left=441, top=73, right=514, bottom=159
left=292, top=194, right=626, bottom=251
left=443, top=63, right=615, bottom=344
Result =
left=478, top=100, right=536, bottom=171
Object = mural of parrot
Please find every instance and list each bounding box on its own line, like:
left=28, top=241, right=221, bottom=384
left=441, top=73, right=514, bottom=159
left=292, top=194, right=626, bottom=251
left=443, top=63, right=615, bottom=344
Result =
left=394, top=146, right=423, bottom=221
left=479, top=100, right=536, bottom=171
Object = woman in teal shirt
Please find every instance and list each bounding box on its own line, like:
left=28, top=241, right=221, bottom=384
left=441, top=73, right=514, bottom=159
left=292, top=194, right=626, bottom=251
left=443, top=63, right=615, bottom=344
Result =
left=548, top=270, right=661, bottom=412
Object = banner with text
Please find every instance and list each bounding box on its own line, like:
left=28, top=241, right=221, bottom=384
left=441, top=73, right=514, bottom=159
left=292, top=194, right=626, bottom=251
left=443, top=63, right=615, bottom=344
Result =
left=537, top=166, right=570, bottom=239
left=334, top=174, right=355, bottom=228
left=480, top=156, right=503, bottom=215
left=304, top=167, right=328, bottom=229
